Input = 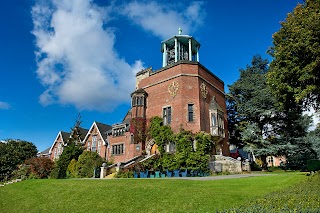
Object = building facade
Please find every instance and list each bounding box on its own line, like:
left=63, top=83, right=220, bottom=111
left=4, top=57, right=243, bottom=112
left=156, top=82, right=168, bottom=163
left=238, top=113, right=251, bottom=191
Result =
left=47, top=31, right=230, bottom=163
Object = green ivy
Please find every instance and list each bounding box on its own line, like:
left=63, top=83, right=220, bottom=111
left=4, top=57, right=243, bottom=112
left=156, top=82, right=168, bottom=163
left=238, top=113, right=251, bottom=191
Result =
left=144, top=117, right=217, bottom=172
left=149, top=116, right=174, bottom=154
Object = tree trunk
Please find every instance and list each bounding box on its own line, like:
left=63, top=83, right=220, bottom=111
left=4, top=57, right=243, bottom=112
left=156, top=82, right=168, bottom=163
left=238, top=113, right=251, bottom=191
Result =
left=260, top=155, right=268, bottom=171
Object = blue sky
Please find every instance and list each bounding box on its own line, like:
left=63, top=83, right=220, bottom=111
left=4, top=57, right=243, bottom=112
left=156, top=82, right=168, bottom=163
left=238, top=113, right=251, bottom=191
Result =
left=0, top=0, right=304, bottom=152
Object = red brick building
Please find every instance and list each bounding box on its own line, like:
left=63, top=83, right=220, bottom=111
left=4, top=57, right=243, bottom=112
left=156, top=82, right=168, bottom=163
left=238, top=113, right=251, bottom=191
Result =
left=47, top=31, right=230, bottom=163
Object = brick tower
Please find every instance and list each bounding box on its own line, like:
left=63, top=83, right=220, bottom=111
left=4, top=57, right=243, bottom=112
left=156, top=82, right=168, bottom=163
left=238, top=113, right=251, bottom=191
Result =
left=133, top=29, right=230, bottom=156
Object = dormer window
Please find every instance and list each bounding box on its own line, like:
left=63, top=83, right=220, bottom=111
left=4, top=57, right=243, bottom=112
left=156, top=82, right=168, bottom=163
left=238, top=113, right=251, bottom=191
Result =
left=112, top=124, right=126, bottom=137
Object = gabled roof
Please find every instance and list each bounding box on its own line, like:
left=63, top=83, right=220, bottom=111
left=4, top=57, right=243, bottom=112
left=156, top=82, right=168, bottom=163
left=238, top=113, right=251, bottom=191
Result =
left=77, top=127, right=89, bottom=140
left=39, top=147, right=51, bottom=155
left=61, top=131, right=71, bottom=142
left=49, top=131, right=70, bottom=154
left=83, top=121, right=112, bottom=145
left=95, top=121, right=112, bottom=140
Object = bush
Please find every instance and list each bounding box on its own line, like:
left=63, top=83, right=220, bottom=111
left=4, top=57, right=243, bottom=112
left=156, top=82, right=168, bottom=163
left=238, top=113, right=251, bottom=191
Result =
left=54, top=142, right=84, bottom=179
left=250, top=162, right=262, bottom=171
left=76, top=151, right=104, bottom=178
left=115, top=169, right=134, bottom=178
left=307, top=159, right=320, bottom=172
left=66, top=159, right=78, bottom=178
left=0, top=140, right=37, bottom=181
left=50, top=166, right=59, bottom=179
left=12, top=157, right=54, bottom=179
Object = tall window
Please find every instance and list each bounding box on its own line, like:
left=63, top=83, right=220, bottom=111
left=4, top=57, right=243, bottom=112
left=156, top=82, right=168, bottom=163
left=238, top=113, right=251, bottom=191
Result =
left=188, top=104, right=194, bottom=122
left=163, top=106, right=172, bottom=125
left=57, top=143, right=62, bottom=155
left=112, top=144, right=124, bottom=155
left=97, top=141, right=101, bottom=155
left=211, top=113, right=217, bottom=126
left=92, top=135, right=97, bottom=152
left=87, top=142, right=91, bottom=151
left=54, top=148, right=57, bottom=159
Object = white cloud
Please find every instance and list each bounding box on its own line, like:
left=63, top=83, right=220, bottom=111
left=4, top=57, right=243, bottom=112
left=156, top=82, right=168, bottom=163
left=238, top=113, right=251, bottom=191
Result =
left=31, top=0, right=144, bottom=111
left=0, top=101, right=10, bottom=110
left=121, top=1, right=205, bottom=39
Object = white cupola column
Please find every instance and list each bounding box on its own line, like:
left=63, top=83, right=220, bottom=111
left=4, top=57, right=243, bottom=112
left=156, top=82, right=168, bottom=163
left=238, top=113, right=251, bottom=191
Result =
left=196, top=46, right=199, bottom=62
left=162, top=43, right=167, bottom=67
left=175, top=37, right=178, bottom=62
left=188, top=38, right=192, bottom=61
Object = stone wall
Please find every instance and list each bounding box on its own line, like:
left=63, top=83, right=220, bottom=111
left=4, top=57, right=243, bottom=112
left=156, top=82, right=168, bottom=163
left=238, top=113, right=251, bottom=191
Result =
left=210, top=155, right=242, bottom=173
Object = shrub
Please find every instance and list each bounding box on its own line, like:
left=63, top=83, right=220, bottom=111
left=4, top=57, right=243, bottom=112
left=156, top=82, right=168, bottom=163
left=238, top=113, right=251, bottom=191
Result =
left=76, top=151, right=104, bottom=178
left=250, top=162, right=262, bottom=171
left=307, top=159, right=320, bottom=172
left=115, top=169, right=134, bottom=178
left=12, top=157, right=54, bottom=179
left=66, top=159, right=78, bottom=178
left=54, top=142, right=84, bottom=179
left=0, top=140, right=37, bottom=181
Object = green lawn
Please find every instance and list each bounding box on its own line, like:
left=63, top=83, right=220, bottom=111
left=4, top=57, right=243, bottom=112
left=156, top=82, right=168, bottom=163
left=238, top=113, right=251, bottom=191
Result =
left=0, top=173, right=306, bottom=213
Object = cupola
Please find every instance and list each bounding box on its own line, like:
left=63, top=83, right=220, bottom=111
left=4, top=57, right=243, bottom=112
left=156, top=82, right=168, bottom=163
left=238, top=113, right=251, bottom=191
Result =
left=161, top=28, right=201, bottom=67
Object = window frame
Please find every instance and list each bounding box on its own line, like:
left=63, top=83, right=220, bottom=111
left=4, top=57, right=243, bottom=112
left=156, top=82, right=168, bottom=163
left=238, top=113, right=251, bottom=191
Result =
left=188, top=103, right=194, bottom=122
left=163, top=106, right=172, bottom=125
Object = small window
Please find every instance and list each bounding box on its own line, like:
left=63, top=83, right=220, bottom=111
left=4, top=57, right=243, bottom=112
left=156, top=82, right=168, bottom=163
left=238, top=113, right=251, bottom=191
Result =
left=168, top=142, right=176, bottom=152
left=188, top=104, right=194, bottom=122
left=163, top=106, right=172, bottom=125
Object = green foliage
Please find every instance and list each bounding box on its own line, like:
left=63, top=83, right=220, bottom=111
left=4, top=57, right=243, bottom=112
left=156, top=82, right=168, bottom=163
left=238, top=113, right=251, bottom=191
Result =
left=115, top=169, right=134, bottom=178
left=66, top=159, right=78, bottom=178
left=143, top=119, right=216, bottom=172
left=307, top=159, right=320, bottom=172
left=0, top=139, right=37, bottom=181
left=52, top=141, right=83, bottom=179
left=175, top=130, right=194, bottom=154
left=267, top=0, right=320, bottom=110
left=227, top=55, right=279, bottom=169
left=149, top=116, right=174, bottom=153
left=76, top=151, right=104, bottom=178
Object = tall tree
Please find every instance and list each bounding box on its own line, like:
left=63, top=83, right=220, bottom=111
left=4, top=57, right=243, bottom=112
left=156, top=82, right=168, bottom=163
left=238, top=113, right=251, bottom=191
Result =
left=267, top=0, right=320, bottom=110
left=0, top=139, right=37, bottom=181
left=227, top=55, right=279, bottom=169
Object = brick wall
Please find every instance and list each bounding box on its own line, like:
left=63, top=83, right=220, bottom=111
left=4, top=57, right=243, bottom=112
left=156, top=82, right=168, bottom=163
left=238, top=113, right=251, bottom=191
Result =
left=136, top=61, right=230, bottom=156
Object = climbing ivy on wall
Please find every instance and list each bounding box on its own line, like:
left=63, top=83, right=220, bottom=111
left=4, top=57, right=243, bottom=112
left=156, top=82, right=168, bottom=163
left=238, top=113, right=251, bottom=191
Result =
left=130, top=117, right=146, bottom=144
left=145, top=116, right=217, bottom=171
left=149, top=116, right=174, bottom=153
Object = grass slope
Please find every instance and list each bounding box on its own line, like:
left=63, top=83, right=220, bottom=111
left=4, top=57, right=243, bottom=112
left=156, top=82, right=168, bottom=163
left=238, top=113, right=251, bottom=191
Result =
left=0, top=173, right=305, bottom=213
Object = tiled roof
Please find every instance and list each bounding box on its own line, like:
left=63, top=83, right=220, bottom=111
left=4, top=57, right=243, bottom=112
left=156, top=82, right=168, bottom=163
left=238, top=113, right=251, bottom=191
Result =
left=95, top=121, right=112, bottom=140
left=61, top=131, right=71, bottom=142
left=77, top=127, right=89, bottom=140
left=39, top=147, right=51, bottom=154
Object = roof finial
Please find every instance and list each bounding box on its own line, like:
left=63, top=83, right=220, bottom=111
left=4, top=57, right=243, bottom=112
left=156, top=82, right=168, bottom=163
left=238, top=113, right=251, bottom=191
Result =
left=178, top=27, right=182, bottom=35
